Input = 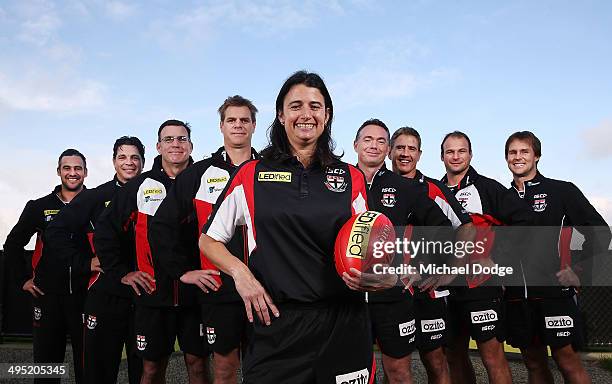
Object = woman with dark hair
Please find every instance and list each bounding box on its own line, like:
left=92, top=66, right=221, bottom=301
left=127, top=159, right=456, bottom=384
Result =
left=199, top=71, right=385, bottom=383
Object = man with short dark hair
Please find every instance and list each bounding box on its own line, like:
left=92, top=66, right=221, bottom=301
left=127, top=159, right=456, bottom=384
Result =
left=354, top=118, right=454, bottom=384
left=96, top=120, right=214, bottom=384
left=440, top=131, right=530, bottom=384
left=46, top=136, right=146, bottom=384
left=389, top=127, right=472, bottom=384
left=505, top=131, right=611, bottom=384
left=151, top=95, right=259, bottom=384
left=4, top=149, right=88, bottom=383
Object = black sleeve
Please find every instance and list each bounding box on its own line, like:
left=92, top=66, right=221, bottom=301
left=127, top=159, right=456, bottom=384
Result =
left=150, top=168, right=200, bottom=280
left=45, top=190, right=99, bottom=279
left=3, top=200, right=38, bottom=288
left=94, top=182, right=137, bottom=279
left=563, top=182, right=611, bottom=283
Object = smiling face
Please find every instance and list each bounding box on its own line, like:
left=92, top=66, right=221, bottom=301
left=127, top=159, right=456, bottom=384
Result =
left=354, top=124, right=389, bottom=169
left=57, top=155, right=87, bottom=192
left=278, top=83, right=329, bottom=152
left=156, top=124, right=193, bottom=166
left=506, top=138, right=539, bottom=179
left=390, top=134, right=421, bottom=178
left=220, top=105, right=255, bottom=149
left=442, top=136, right=472, bottom=177
left=113, top=144, right=143, bottom=183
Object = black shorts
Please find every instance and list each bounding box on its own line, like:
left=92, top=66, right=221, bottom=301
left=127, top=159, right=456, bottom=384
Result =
left=201, top=302, right=247, bottom=355
left=134, top=305, right=207, bottom=360
left=448, top=297, right=505, bottom=343
left=415, top=297, right=448, bottom=352
left=368, top=300, right=417, bottom=358
left=243, top=300, right=375, bottom=384
left=506, top=296, right=583, bottom=350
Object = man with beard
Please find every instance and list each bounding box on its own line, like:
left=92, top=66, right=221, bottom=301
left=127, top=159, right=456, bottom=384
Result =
left=389, top=127, right=472, bottom=384
left=45, top=136, right=146, bottom=384
left=4, top=149, right=88, bottom=383
left=505, top=131, right=610, bottom=384
left=151, top=95, right=259, bottom=383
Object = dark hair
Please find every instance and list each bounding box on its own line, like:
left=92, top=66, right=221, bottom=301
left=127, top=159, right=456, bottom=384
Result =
left=218, top=95, right=258, bottom=123
left=355, top=118, right=390, bottom=143
left=505, top=131, right=542, bottom=159
left=441, top=131, right=472, bottom=156
left=157, top=119, right=191, bottom=142
left=113, top=136, right=145, bottom=162
left=390, top=127, right=422, bottom=150
left=58, top=148, right=87, bottom=168
left=260, top=71, right=341, bottom=166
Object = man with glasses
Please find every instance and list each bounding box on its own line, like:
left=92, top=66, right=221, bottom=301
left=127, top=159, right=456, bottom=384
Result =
left=96, top=120, right=216, bottom=384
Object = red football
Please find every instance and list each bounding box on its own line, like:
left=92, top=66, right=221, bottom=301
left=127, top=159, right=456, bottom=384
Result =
left=334, top=211, right=396, bottom=277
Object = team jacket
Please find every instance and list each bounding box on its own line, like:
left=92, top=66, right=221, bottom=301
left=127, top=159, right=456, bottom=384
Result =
left=44, top=176, right=133, bottom=297
left=412, top=169, right=473, bottom=300
left=441, top=166, right=532, bottom=300
left=366, top=165, right=454, bottom=303
left=3, top=186, right=67, bottom=290
left=95, top=155, right=194, bottom=307
left=150, top=147, right=258, bottom=304
left=507, top=172, right=611, bottom=299
left=204, top=156, right=368, bottom=303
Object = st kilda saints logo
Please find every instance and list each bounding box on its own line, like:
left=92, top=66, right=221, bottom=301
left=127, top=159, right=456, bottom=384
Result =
left=381, top=187, right=396, bottom=207
left=533, top=193, right=547, bottom=212
left=33, top=306, right=42, bottom=321
left=206, top=327, right=216, bottom=345
left=136, top=335, right=147, bottom=351
left=86, top=315, right=97, bottom=330
left=325, top=167, right=347, bottom=193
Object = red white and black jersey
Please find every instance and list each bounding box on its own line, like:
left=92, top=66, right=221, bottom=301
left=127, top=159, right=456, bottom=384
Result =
left=94, top=155, right=194, bottom=307
left=366, top=165, right=454, bottom=302
left=203, top=157, right=368, bottom=303
left=414, top=170, right=471, bottom=229
left=150, top=147, right=258, bottom=304
left=3, top=186, right=68, bottom=290
left=44, top=177, right=133, bottom=296
left=508, top=172, right=611, bottom=299
left=441, top=166, right=531, bottom=299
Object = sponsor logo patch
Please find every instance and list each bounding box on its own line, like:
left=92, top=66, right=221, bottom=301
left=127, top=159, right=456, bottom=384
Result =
left=533, top=193, right=547, bottom=212
left=381, top=192, right=396, bottom=207
left=399, top=319, right=416, bottom=337
left=257, top=172, right=292, bottom=182
left=206, top=327, right=216, bottom=345
left=335, top=368, right=369, bottom=384
left=33, top=307, right=42, bottom=321
left=136, top=335, right=147, bottom=351
left=470, top=309, right=498, bottom=324
left=545, top=316, right=573, bottom=329
left=421, top=318, right=445, bottom=333
left=43, top=209, right=60, bottom=216
left=207, top=177, right=228, bottom=184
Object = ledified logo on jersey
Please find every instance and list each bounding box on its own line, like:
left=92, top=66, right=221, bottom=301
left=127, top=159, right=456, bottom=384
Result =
left=86, top=315, right=97, bottom=330
left=136, top=335, right=147, bottom=351
left=207, top=176, right=228, bottom=184
left=257, top=172, right=292, bottom=182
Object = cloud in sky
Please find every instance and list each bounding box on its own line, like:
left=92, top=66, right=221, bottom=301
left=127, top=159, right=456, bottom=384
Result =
left=14, top=0, right=61, bottom=46
left=149, top=0, right=345, bottom=49
left=104, top=0, right=136, bottom=20
left=582, top=119, right=612, bottom=159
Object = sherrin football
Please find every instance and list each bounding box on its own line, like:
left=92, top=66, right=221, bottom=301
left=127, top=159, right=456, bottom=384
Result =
left=334, top=211, right=396, bottom=277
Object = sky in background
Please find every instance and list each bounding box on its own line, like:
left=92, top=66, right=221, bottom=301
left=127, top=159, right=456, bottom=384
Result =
left=1, top=0, right=612, bottom=247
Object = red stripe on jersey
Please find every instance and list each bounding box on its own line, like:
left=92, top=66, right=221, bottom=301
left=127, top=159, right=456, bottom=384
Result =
left=135, top=212, right=156, bottom=291
left=238, top=161, right=258, bottom=244
left=194, top=198, right=221, bottom=285
left=369, top=356, right=376, bottom=384
left=31, top=234, right=43, bottom=272
left=427, top=181, right=448, bottom=202
left=86, top=232, right=100, bottom=289
left=349, top=165, right=368, bottom=214
left=466, top=213, right=502, bottom=288
left=559, top=227, right=572, bottom=269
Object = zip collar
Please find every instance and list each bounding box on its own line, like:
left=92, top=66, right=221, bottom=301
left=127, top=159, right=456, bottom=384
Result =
left=441, top=165, right=479, bottom=190
left=210, top=146, right=259, bottom=165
